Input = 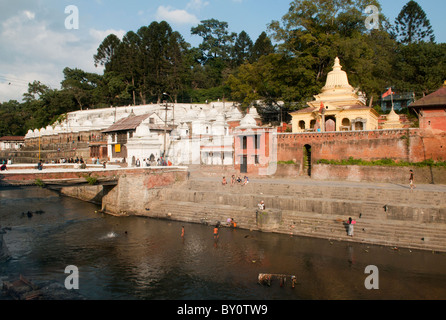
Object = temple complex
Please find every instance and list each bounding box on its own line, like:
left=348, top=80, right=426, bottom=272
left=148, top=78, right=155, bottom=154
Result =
left=22, top=101, right=265, bottom=167
left=2, top=57, right=442, bottom=176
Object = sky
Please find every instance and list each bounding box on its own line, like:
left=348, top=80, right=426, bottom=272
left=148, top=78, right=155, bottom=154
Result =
left=0, top=0, right=445, bottom=103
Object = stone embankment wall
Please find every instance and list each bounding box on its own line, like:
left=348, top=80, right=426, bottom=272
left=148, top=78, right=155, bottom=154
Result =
left=60, top=168, right=188, bottom=216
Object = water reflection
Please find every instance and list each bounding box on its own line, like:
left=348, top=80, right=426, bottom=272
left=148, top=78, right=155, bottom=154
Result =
left=1, top=186, right=446, bottom=300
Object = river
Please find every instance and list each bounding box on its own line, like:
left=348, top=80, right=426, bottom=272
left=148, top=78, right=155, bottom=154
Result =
left=1, top=186, right=446, bottom=300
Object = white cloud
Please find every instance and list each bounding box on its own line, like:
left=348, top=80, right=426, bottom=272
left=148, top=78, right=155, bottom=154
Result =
left=0, top=10, right=125, bottom=102
left=186, top=0, right=210, bottom=11
left=155, top=5, right=200, bottom=25
left=23, top=10, right=35, bottom=20
left=89, top=28, right=126, bottom=42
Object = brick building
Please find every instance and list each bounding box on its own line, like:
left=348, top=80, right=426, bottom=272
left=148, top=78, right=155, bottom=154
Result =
left=410, top=82, right=446, bottom=133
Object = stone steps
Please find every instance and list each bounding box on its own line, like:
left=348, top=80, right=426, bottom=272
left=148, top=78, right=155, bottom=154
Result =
left=277, top=210, right=446, bottom=251
left=185, top=179, right=446, bottom=207
left=163, top=184, right=445, bottom=225
left=143, top=177, right=446, bottom=252
left=145, top=201, right=256, bottom=228
left=146, top=198, right=446, bottom=252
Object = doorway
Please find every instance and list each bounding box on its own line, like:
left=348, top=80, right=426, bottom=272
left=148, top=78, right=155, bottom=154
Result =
left=240, top=155, right=248, bottom=174
left=303, top=144, right=312, bottom=177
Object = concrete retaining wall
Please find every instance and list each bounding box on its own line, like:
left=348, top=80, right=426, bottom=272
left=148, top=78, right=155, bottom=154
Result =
left=60, top=169, right=188, bottom=216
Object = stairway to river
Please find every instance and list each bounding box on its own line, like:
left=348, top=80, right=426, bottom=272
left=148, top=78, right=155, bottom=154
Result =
left=144, top=170, right=446, bottom=253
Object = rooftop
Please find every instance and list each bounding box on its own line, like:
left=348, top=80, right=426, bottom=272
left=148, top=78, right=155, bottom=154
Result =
left=410, top=84, right=446, bottom=108
left=0, top=136, right=25, bottom=141
left=102, top=113, right=150, bottom=133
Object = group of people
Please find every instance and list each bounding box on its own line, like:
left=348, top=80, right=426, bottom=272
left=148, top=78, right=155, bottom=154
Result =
left=133, top=157, right=173, bottom=167
left=222, top=175, right=249, bottom=186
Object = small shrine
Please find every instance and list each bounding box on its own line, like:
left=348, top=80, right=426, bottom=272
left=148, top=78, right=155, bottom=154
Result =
left=291, top=57, right=379, bottom=133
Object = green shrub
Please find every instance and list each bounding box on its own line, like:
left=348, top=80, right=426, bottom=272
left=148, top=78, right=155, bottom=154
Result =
left=316, top=158, right=445, bottom=168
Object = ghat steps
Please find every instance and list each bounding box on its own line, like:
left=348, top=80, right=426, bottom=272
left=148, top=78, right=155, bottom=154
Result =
left=145, top=177, right=446, bottom=252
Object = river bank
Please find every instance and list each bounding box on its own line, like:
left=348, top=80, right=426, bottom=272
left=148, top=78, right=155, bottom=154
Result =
left=56, top=167, right=446, bottom=253
left=2, top=186, right=446, bottom=300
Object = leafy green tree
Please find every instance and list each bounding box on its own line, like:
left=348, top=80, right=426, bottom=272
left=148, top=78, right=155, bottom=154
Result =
left=393, top=0, right=435, bottom=44
left=250, top=32, right=275, bottom=63
left=393, top=42, right=446, bottom=97
left=268, top=0, right=384, bottom=81
left=191, top=19, right=237, bottom=63
left=0, top=100, right=27, bottom=136
left=61, top=67, right=103, bottom=110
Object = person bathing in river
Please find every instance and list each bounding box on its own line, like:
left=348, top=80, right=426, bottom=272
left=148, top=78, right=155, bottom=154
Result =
left=214, top=224, right=219, bottom=240
left=347, top=217, right=356, bottom=237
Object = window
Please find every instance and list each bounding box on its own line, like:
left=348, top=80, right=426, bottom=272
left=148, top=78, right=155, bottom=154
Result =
left=242, top=136, right=247, bottom=150
left=310, top=120, right=316, bottom=129
left=299, top=121, right=306, bottom=130
left=355, top=122, right=364, bottom=131
left=255, top=135, right=260, bottom=149
left=342, top=118, right=351, bottom=127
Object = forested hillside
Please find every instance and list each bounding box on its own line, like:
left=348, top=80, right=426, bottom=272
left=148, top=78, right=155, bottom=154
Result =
left=1, top=0, right=445, bottom=137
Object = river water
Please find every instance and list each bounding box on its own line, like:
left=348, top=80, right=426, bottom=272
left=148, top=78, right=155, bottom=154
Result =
left=1, top=186, right=446, bottom=300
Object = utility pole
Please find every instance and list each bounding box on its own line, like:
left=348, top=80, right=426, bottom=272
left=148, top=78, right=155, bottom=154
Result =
left=163, top=93, right=174, bottom=163
left=163, top=100, right=170, bottom=159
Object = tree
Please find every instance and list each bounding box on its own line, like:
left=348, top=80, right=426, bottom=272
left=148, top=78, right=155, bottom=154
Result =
left=232, top=31, right=253, bottom=67
left=191, top=19, right=237, bottom=64
left=393, top=42, right=446, bottom=97
left=250, top=32, right=275, bottom=63
left=393, top=1, right=435, bottom=44
left=265, top=0, right=396, bottom=105
left=93, top=34, right=122, bottom=71
left=61, top=68, right=103, bottom=110
left=137, top=21, right=186, bottom=103
left=22, top=81, right=50, bottom=103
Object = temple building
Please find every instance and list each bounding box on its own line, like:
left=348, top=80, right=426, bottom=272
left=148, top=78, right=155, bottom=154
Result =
left=291, top=57, right=379, bottom=133
left=0, top=136, right=25, bottom=151
left=410, top=81, right=446, bottom=133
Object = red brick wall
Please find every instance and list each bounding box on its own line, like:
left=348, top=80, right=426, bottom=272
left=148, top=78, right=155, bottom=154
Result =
left=420, top=109, right=446, bottom=131
left=277, top=129, right=446, bottom=165
left=313, top=164, right=446, bottom=184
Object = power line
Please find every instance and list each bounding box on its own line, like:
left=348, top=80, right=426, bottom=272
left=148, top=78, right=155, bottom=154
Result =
left=0, top=74, right=60, bottom=89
